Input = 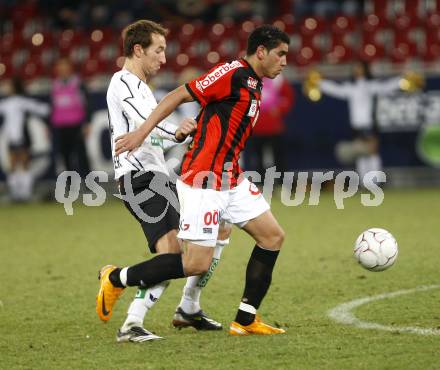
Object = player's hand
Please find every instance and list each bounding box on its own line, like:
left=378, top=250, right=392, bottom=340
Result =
left=115, top=129, right=145, bottom=156
left=175, top=117, right=197, bottom=142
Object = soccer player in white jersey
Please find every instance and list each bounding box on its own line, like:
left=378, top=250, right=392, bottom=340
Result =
left=0, top=77, right=50, bottom=201
left=98, top=20, right=230, bottom=342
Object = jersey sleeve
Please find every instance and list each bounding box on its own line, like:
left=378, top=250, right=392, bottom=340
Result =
left=117, top=75, right=179, bottom=141
left=153, top=119, right=179, bottom=142
left=320, top=80, right=351, bottom=99
left=21, top=97, right=50, bottom=116
left=368, top=77, right=401, bottom=95
left=185, top=60, right=243, bottom=106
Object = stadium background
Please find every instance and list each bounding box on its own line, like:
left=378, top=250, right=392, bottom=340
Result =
left=1, top=0, right=440, bottom=191
left=1, top=2, right=440, bottom=369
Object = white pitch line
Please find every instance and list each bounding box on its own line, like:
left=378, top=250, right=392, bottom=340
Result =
left=328, top=285, right=440, bottom=336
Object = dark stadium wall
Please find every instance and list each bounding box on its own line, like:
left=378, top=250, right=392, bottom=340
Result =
left=287, top=77, right=440, bottom=171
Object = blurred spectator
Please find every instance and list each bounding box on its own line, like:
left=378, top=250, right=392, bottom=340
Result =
left=50, top=58, right=91, bottom=178
left=0, top=77, right=50, bottom=201
left=244, top=74, right=295, bottom=181
left=318, top=61, right=401, bottom=181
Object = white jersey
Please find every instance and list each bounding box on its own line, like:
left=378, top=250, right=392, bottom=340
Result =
left=106, top=70, right=180, bottom=179
left=0, top=95, right=49, bottom=145
left=320, top=77, right=401, bottom=130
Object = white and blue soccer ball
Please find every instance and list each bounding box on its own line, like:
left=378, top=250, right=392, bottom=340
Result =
left=354, top=228, right=398, bottom=271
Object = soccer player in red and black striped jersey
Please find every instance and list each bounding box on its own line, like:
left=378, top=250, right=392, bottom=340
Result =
left=181, top=57, right=261, bottom=190
left=113, top=25, right=290, bottom=335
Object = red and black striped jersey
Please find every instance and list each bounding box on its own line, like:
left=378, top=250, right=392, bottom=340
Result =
left=182, top=59, right=262, bottom=190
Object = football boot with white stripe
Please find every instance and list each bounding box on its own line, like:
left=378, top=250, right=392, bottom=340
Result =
left=172, top=307, right=222, bottom=330
left=116, top=326, right=162, bottom=343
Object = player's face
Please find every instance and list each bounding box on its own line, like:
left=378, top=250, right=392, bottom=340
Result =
left=142, top=33, right=166, bottom=77
left=262, top=43, right=288, bottom=79
left=55, top=59, right=73, bottom=79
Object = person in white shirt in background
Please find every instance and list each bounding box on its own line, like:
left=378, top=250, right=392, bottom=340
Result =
left=319, top=61, right=401, bottom=182
left=0, top=77, right=50, bottom=201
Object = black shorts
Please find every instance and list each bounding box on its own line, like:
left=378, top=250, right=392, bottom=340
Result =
left=9, top=142, right=29, bottom=152
left=118, top=171, right=180, bottom=253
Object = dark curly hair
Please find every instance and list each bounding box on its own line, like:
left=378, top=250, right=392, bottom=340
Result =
left=246, top=25, right=290, bottom=55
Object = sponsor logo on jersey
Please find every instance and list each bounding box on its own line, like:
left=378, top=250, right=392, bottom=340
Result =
left=247, top=99, right=258, bottom=117
left=247, top=77, right=258, bottom=89
left=151, top=137, right=163, bottom=147
left=197, top=60, right=243, bottom=91
left=195, top=80, right=204, bottom=93
left=252, top=109, right=260, bottom=127
left=203, top=227, right=212, bottom=234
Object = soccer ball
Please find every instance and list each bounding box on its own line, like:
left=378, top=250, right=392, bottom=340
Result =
left=354, top=228, right=398, bottom=271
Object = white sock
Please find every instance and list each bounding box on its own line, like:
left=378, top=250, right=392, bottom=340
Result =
left=7, top=171, right=20, bottom=200
left=356, top=156, right=370, bottom=184
left=10, top=169, right=33, bottom=201
left=121, top=280, right=170, bottom=331
left=18, top=170, right=33, bottom=201
left=178, top=239, right=228, bottom=314
left=367, top=154, right=382, bottom=174
left=119, top=267, right=128, bottom=287
left=179, top=278, right=203, bottom=314
left=357, top=154, right=382, bottom=185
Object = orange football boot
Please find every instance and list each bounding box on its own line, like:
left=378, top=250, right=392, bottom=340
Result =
left=96, top=265, right=124, bottom=322
left=229, top=315, right=286, bottom=336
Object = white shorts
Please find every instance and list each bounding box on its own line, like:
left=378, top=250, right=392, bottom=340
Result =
left=176, top=178, right=270, bottom=247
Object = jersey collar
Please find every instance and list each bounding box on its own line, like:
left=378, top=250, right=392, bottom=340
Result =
left=240, top=58, right=262, bottom=82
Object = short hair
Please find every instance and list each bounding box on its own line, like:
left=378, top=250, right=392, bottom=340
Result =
left=122, top=20, right=168, bottom=57
left=246, top=25, right=290, bottom=55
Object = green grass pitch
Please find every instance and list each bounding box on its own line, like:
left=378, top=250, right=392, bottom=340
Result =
left=0, top=188, right=439, bottom=369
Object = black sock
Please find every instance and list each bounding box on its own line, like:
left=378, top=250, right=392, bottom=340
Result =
left=126, top=253, right=185, bottom=287
left=235, top=245, right=280, bottom=326
left=109, top=268, right=124, bottom=287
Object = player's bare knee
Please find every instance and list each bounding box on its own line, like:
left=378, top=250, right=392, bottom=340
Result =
left=262, top=227, right=285, bottom=250
left=275, top=227, right=285, bottom=248
left=181, top=246, right=212, bottom=276
left=183, top=259, right=210, bottom=276
left=155, top=230, right=180, bottom=254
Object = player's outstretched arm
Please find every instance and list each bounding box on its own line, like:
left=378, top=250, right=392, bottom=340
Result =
left=320, top=79, right=350, bottom=99
left=115, top=85, right=193, bottom=156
